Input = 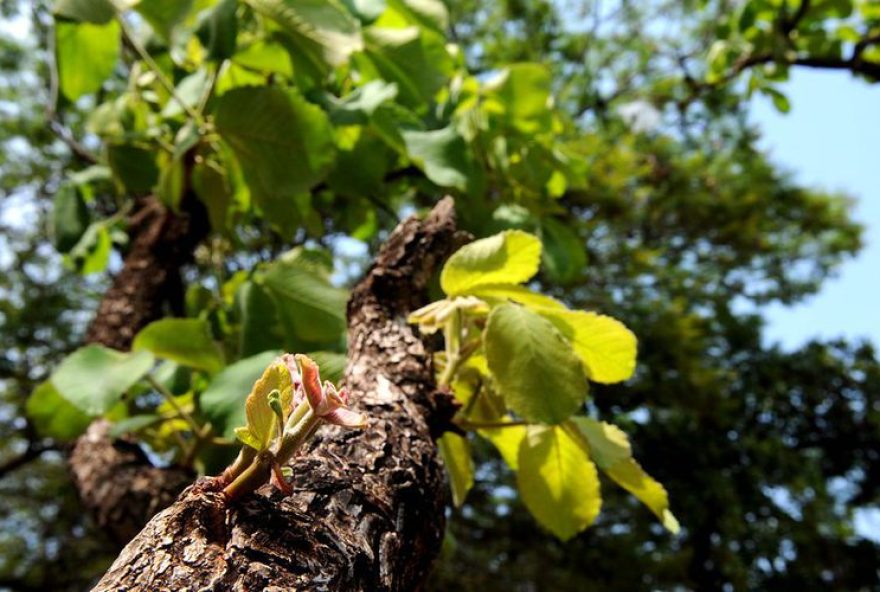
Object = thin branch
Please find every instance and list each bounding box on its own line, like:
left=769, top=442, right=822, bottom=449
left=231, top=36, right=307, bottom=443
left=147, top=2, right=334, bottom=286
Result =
left=0, top=443, right=57, bottom=480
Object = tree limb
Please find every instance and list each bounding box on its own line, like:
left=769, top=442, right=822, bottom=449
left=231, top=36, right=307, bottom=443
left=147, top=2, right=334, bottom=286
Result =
left=90, top=197, right=462, bottom=591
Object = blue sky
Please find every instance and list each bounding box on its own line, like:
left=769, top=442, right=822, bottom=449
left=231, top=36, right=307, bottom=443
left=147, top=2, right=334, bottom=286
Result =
left=750, top=72, right=880, bottom=540
left=750, top=70, right=880, bottom=350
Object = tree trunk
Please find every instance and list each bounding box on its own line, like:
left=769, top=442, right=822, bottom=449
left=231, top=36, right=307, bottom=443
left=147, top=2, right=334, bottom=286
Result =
left=71, top=192, right=209, bottom=544
left=90, top=197, right=462, bottom=591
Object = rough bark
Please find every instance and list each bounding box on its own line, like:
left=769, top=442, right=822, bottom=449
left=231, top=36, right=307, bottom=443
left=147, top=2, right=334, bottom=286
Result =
left=90, top=197, right=461, bottom=591
left=85, top=195, right=209, bottom=350
left=71, top=192, right=209, bottom=544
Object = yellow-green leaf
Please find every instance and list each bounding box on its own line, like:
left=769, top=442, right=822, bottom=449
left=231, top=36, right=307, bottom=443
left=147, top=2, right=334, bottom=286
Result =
left=440, top=230, right=542, bottom=296
left=517, top=425, right=601, bottom=540
left=479, top=422, right=527, bottom=470
left=537, top=308, right=637, bottom=384
left=244, top=360, right=293, bottom=449
left=485, top=303, right=587, bottom=424
left=438, top=432, right=474, bottom=507
left=570, top=417, right=679, bottom=534
left=234, top=426, right=263, bottom=451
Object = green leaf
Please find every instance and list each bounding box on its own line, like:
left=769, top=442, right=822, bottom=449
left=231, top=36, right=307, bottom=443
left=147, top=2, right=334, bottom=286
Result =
left=328, top=128, right=391, bottom=197
left=50, top=345, right=155, bottom=415
left=214, top=86, right=335, bottom=230
left=192, top=161, right=233, bottom=233
left=26, top=380, right=92, bottom=441
left=387, top=0, right=448, bottom=32
left=245, top=0, right=363, bottom=66
left=483, top=63, right=553, bottom=134
left=233, top=40, right=294, bottom=78
left=133, top=318, right=225, bottom=374
left=51, top=184, right=90, bottom=253
left=238, top=281, right=284, bottom=357
left=761, top=86, right=791, bottom=114
left=479, top=422, right=528, bottom=470
left=360, top=25, right=451, bottom=106
left=328, top=80, right=399, bottom=124
left=261, top=251, right=348, bottom=345
left=517, top=425, right=601, bottom=540
left=201, top=351, right=281, bottom=439
left=540, top=218, right=586, bottom=284
left=536, top=309, right=637, bottom=384
left=54, top=0, right=115, bottom=24
left=485, top=304, right=588, bottom=424
left=440, top=230, right=542, bottom=296
left=70, top=223, right=112, bottom=275
left=106, top=143, right=160, bottom=194
left=402, top=126, right=482, bottom=193
left=196, top=0, right=238, bottom=60
left=438, top=432, right=474, bottom=507
left=55, top=20, right=119, bottom=101
left=135, top=0, right=194, bottom=40
left=161, top=69, right=210, bottom=119
left=571, top=418, right=679, bottom=533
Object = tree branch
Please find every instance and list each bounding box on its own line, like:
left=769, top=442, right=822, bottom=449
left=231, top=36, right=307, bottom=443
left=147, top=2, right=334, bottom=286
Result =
left=90, top=197, right=462, bottom=591
left=0, top=442, right=57, bottom=480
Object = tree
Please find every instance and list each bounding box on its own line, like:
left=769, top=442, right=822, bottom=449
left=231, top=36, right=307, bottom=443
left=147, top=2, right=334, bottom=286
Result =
left=0, top=0, right=878, bottom=590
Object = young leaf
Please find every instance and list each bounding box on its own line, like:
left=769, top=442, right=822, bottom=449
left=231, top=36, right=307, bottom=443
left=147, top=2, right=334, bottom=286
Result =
left=50, top=345, right=155, bottom=415
left=517, top=425, right=601, bottom=541
left=55, top=20, right=119, bottom=101
left=537, top=309, right=637, bottom=384
left=440, top=230, right=542, bottom=296
left=485, top=303, right=587, bottom=424
left=133, top=318, right=225, bottom=374
left=570, top=418, right=680, bottom=533
left=234, top=426, right=264, bottom=451
left=244, top=361, right=294, bottom=448
left=200, top=351, right=281, bottom=439
left=438, top=432, right=474, bottom=507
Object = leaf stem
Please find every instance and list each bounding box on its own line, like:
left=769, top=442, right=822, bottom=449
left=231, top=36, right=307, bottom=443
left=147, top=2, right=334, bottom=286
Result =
left=146, top=374, right=208, bottom=438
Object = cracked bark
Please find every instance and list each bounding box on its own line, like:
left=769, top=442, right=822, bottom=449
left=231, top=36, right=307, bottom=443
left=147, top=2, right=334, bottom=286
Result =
left=90, top=197, right=462, bottom=591
left=71, top=192, right=208, bottom=545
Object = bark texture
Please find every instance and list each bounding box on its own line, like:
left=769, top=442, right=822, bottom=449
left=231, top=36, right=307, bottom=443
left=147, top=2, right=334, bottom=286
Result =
left=71, top=192, right=209, bottom=544
left=91, top=197, right=461, bottom=591
left=85, top=195, right=209, bottom=350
